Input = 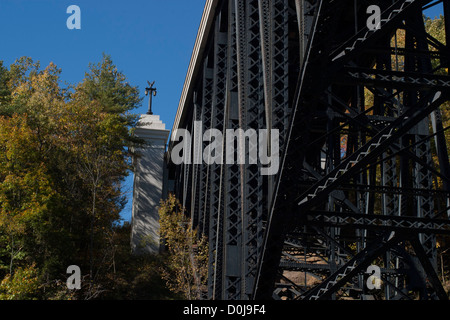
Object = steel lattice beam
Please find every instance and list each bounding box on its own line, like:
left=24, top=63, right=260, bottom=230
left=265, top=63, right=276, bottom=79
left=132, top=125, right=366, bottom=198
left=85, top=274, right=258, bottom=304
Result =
left=168, top=0, right=450, bottom=301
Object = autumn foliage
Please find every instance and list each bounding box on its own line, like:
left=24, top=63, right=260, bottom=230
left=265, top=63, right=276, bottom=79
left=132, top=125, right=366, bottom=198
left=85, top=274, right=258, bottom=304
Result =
left=159, top=195, right=209, bottom=300
left=0, top=54, right=147, bottom=299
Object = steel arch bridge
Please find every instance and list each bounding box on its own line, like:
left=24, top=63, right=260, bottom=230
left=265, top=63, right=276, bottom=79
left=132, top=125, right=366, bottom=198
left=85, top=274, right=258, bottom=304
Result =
left=167, top=0, right=450, bottom=300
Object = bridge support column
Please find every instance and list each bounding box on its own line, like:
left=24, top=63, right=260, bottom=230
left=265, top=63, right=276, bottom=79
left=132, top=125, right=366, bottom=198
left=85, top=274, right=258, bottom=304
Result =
left=131, top=114, right=170, bottom=255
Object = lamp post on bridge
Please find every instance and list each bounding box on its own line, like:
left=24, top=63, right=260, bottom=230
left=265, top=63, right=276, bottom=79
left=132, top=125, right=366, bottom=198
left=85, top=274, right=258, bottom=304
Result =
left=131, top=80, right=169, bottom=255
left=145, top=81, right=157, bottom=115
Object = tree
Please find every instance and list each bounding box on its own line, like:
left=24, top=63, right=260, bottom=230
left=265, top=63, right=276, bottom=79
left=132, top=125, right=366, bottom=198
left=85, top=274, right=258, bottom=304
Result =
left=0, top=62, right=11, bottom=111
left=0, top=54, right=144, bottom=299
left=0, top=264, right=40, bottom=300
left=64, top=54, right=143, bottom=296
left=159, top=195, right=209, bottom=300
left=74, top=53, right=142, bottom=132
left=0, top=114, right=56, bottom=276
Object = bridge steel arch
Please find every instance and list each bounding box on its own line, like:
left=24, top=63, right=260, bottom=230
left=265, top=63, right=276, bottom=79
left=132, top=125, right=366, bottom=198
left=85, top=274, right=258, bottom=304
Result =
left=168, top=0, right=450, bottom=300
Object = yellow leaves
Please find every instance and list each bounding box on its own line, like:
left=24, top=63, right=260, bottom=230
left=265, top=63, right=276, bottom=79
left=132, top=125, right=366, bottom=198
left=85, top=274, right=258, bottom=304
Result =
left=0, top=168, right=53, bottom=233
left=0, top=264, right=40, bottom=300
left=0, top=55, right=141, bottom=299
left=7, top=59, right=65, bottom=126
left=0, top=113, right=55, bottom=237
left=159, top=195, right=209, bottom=299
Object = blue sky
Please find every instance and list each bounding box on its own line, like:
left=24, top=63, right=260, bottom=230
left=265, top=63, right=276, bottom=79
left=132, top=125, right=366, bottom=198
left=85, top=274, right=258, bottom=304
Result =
left=425, top=2, right=444, bottom=19
left=0, top=1, right=444, bottom=222
left=0, top=1, right=205, bottom=118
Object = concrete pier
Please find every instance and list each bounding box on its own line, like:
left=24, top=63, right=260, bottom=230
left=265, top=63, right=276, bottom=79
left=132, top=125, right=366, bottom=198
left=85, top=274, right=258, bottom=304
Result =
left=131, top=114, right=170, bottom=254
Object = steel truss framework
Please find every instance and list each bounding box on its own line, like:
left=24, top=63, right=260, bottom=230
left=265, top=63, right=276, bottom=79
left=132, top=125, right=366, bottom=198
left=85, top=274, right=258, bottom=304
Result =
left=168, top=0, right=450, bottom=300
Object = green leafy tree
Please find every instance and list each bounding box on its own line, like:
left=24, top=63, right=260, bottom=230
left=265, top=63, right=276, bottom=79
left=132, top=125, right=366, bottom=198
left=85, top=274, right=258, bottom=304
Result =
left=0, top=114, right=56, bottom=276
left=159, top=195, right=209, bottom=300
left=0, top=264, right=40, bottom=300
left=0, top=62, right=11, bottom=111
left=0, top=54, right=143, bottom=300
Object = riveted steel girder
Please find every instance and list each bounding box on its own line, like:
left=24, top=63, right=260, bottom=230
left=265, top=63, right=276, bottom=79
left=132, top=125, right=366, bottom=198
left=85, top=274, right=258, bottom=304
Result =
left=168, top=0, right=450, bottom=301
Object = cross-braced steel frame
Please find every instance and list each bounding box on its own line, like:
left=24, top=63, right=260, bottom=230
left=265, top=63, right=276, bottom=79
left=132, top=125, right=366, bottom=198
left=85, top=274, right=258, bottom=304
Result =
left=168, top=0, right=450, bottom=300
